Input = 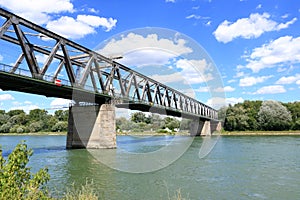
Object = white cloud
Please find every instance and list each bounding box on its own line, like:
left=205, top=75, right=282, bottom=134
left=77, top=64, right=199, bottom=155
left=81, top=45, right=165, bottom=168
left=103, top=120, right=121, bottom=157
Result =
left=196, top=86, right=209, bottom=92
left=150, top=59, right=213, bottom=85
left=214, top=86, right=235, bottom=92
left=227, top=79, right=236, bottom=83
left=24, top=101, right=32, bottom=104
left=256, top=4, right=262, bottom=9
left=165, top=0, right=175, bottom=3
left=254, top=85, right=286, bottom=94
left=0, top=54, right=3, bottom=61
left=35, top=54, right=49, bottom=64
left=120, top=49, right=175, bottom=67
left=275, top=74, right=300, bottom=84
left=0, top=94, right=14, bottom=101
left=239, top=75, right=272, bottom=87
left=186, top=14, right=201, bottom=20
left=0, top=0, right=116, bottom=39
left=50, top=98, right=72, bottom=108
left=214, top=13, right=297, bottom=43
left=98, top=32, right=192, bottom=58
left=207, top=97, right=243, bottom=109
left=77, top=15, right=117, bottom=32
left=0, top=0, right=74, bottom=25
left=281, top=14, right=289, bottom=19
left=46, top=15, right=117, bottom=39
left=242, top=36, right=300, bottom=72
left=296, top=80, right=300, bottom=85
left=10, top=105, right=39, bottom=113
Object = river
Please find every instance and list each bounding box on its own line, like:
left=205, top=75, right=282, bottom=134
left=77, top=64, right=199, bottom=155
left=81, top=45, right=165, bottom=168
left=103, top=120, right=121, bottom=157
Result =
left=1, top=135, right=299, bottom=199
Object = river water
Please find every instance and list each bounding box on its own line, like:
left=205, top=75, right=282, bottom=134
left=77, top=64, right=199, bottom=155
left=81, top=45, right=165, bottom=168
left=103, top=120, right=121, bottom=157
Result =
left=0, top=135, right=299, bottom=199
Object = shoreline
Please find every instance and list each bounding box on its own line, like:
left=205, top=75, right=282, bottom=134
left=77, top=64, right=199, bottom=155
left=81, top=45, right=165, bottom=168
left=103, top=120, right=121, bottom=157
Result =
left=1, top=131, right=300, bottom=136
left=220, top=131, right=300, bottom=136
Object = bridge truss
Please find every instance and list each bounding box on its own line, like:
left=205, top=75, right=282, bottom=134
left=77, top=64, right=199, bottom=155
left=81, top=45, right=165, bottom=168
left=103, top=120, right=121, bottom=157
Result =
left=0, top=8, right=218, bottom=120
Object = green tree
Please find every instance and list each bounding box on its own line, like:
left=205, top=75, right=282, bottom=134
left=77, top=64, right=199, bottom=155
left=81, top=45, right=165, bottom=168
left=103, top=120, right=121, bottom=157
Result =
left=0, top=122, right=12, bottom=133
left=51, top=121, right=68, bottom=132
left=162, top=117, right=180, bottom=131
left=0, top=113, right=10, bottom=126
left=9, top=113, right=28, bottom=126
left=54, top=110, right=69, bottom=121
left=131, top=112, right=148, bottom=123
left=0, top=142, right=51, bottom=199
left=258, top=100, right=292, bottom=131
left=284, top=101, right=300, bottom=130
left=28, top=109, right=48, bottom=122
left=7, top=109, right=25, bottom=117
left=224, top=104, right=250, bottom=131
left=28, top=121, right=43, bottom=133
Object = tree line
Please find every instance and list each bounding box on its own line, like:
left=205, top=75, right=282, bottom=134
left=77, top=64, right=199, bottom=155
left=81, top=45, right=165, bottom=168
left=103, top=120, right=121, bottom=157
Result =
left=221, top=100, right=300, bottom=131
left=0, top=109, right=68, bottom=133
left=117, top=112, right=190, bottom=133
left=1, top=100, right=299, bottom=134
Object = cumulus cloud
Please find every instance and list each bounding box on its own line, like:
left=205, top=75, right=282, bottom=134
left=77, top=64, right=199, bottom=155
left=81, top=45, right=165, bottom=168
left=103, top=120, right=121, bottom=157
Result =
left=149, top=59, right=212, bottom=85
left=98, top=32, right=192, bottom=58
left=214, top=86, right=235, bottom=92
left=0, top=0, right=117, bottom=39
left=10, top=104, right=40, bottom=113
left=239, top=75, right=272, bottom=87
left=241, top=36, right=300, bottom=72
left=214, top=13, right=297, bottom=43
left=148, top=59, right=215, bottom=92
left=0, top=0, right=74, bottom=25
left=207, top=97, right=243, bottom=109
left=196, top=86, right=209, bottom=92
left=120, top=49, right=175, bottom=67
left=253, top=85, right=286, bottom=94
left=0, top=94, right=14, bottom=101
left=46, top=15, right=117, bottom=39
left=275, top=74, right=300, bottom=84
left=50, top=98, right=72, bottom=108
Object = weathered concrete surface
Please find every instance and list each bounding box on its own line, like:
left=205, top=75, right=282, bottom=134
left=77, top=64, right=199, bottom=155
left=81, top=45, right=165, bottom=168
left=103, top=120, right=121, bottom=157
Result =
left=189, top=120, right=222, bottom=136
left=67, top=104, right=116, bottom=149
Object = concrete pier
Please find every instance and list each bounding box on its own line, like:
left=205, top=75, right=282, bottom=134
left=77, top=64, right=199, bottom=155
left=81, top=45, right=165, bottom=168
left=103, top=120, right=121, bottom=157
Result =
left=67, top=104, right=116, bottom=149
left=189, top=119, right=222, bottom=136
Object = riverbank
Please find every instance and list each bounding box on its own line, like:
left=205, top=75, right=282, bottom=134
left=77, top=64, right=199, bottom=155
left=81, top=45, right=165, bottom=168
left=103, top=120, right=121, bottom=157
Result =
left=1, top=130, right=300, bottom=136
left=0, top=132, right=67, bottom=136
left=221, top=130, right=300, bottom=136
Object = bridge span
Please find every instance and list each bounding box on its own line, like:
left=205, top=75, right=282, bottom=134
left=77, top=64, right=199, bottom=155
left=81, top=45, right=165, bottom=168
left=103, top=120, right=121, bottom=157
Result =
left=0, top=8, right=221, bottom=148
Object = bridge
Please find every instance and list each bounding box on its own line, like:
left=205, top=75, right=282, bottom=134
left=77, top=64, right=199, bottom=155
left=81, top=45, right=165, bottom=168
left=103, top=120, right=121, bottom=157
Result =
left=0, top=8, right=221, bottom=149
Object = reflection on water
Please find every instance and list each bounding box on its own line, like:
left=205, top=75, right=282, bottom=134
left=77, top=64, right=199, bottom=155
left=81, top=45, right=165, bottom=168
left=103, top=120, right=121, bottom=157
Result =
left=0, top=135, right=300, bottom=199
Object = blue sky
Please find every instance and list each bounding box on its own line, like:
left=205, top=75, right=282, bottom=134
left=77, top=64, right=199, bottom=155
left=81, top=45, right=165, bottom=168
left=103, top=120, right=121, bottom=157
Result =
left=0, top=0, right=299, bottom=113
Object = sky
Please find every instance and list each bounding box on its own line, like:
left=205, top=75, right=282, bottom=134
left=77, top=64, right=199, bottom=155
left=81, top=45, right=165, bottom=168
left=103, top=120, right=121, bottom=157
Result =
left=0, top=0, right=299, bottom=114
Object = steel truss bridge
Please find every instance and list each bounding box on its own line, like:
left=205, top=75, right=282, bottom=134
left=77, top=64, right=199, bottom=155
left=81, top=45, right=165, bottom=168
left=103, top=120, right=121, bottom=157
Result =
left=0, top=8, right=218, bottom=121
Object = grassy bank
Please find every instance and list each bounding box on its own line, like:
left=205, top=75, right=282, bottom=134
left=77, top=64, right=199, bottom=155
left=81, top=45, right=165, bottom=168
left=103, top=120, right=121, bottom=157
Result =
left=221, top=130, right=300, bottom=136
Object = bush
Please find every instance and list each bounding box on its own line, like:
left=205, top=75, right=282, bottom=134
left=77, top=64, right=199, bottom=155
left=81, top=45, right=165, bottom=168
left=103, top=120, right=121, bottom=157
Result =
left=52, top=121, right=68, bottom=132
left=0, top=141, right=52, bottom=199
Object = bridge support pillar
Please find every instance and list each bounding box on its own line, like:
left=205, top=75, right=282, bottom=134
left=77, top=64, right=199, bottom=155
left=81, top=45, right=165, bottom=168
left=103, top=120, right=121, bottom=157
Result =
left=66, top=104, right=116, bottom=149
left=189, top=120, right=221, bottom=136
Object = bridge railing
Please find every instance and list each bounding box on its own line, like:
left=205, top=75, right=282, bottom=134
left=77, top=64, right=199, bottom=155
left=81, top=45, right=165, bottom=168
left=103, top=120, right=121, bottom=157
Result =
left=0, top=8, right=218, bottom=120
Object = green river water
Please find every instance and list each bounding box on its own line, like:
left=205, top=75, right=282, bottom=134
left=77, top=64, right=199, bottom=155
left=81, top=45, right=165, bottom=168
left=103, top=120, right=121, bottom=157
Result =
left=1, top=135, right=299, bottom=199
